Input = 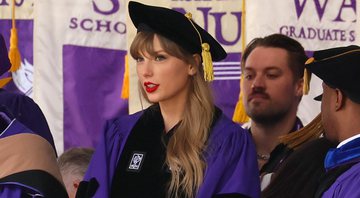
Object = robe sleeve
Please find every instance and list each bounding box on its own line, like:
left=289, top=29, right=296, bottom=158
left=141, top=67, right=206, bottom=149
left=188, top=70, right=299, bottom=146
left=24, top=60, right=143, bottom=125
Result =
left=0, top=186, right=23, bottom=197
left=197, top=117, right=260, bottom=198
left=0, top=119, right=67, bottom=198
left=322, top=163, right=360, bottom=198
left=77, top=112, right=142, bottom=198
left=0, top=91, right=55, bottom=153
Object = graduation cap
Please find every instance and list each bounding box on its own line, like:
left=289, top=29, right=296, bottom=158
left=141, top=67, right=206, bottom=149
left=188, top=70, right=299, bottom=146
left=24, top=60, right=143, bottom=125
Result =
left=305, top=45, right=360, bottom=103
left=0, top=34, right=11, bottom=76
left=128, top=1, right=227, bottom=81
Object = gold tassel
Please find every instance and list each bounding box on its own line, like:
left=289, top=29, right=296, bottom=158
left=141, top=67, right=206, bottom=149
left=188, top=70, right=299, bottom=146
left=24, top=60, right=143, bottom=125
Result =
left=184, top=12, right=192, bottom=20
left=0, top=77, right=12, bottom=88
left=303, top=68, right=311, bottom=95
left=279, top=113, right=323, bottom=150
left=303, top=57, right=314, bottom=95
left=8, top=0, right=21, bottom=72
left=232, top=0, right=250, bottom=124
left=232, top=75, right=250, bottom=124
left=184, top=12, right=214, bottom=82
left=201, top=43, right=214, bottom=82
left=232, top=91, right=250, bottom=124
left=121, top=54, right=129, bottom=99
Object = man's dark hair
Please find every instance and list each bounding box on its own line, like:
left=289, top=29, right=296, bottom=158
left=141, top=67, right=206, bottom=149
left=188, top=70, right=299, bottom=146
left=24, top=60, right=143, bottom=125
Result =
left=241, top=33, right=308, bottom=81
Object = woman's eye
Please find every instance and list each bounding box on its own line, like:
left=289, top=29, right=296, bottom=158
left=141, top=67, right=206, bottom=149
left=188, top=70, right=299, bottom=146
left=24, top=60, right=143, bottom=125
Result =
left=155, top=55, right=166, bottom=61
left=135, top=57, right=144, bottom=62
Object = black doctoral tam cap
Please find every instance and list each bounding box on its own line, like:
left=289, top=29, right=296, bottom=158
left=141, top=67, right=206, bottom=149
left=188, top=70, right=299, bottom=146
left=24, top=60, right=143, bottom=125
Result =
left=128, top=1, right=227, bottom=81
left=305, top=45, right=360, bottom=103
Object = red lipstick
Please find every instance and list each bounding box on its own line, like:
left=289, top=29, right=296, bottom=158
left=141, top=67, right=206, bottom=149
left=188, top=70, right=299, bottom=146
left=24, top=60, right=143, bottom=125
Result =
left=144, top=82, right=159, bottom=93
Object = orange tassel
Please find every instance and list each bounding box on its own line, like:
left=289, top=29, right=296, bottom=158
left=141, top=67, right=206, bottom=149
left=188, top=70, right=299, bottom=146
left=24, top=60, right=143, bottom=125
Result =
left=232, top=0, right=250, bottom=124
left=8, top=0, right=21, bottom=72
left=232, top=91, right=250, bottom=124
left=0, top=77, right=12, bottom=88
left=9, top=28, right=21, bottom=72
left=121, top=55, right=129, bottom=99
left=232, top=76, right=250, bottom=124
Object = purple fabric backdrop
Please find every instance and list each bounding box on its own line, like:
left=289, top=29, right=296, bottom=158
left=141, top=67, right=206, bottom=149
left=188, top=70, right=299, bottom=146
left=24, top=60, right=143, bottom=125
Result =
left=212, top=52, right=240, bottom=119
left=0, top=20, right=33, bottom=93
left=63, top=45, right=128, bottom=149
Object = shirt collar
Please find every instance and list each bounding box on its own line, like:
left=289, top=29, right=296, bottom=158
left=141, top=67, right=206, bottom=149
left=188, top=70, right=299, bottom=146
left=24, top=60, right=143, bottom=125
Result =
left=337, top=134, right=360, bottom=148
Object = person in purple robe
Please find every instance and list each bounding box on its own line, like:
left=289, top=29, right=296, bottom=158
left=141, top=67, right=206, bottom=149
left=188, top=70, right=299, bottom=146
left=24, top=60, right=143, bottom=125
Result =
left=305, top=45, right=360, bottom=197
left=0, top=108, right=67, bottom=197
left=76, top=1, right=260, bottom=198
left=0, top=34, right=67, bottom=197
left=0, top=34, right=56, bottom=153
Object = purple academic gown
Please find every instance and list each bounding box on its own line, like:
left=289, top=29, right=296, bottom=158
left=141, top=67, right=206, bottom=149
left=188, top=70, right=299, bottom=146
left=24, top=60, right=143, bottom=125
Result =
left=81, top=109, right=260, bottom=198
left=0, top=89, right=56, bottom=153
left=0, top=117, right=67, bottom=197
left=322, top=137, right=360, bottom=198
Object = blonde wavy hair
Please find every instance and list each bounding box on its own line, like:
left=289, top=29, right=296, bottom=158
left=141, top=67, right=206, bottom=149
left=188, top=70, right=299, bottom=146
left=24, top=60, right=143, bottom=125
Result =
left=130, top=32, right=215, bottom=198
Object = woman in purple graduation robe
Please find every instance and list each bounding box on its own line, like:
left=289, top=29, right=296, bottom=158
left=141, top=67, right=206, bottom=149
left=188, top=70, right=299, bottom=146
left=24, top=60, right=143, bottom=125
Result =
left=76, top=1, right=260, bottom=198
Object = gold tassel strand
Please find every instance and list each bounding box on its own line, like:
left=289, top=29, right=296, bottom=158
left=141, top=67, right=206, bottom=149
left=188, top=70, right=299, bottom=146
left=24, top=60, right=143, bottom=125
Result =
left=9, top=0, right=21, bottom=72
left=280, top=113, right=323, bottom=150
left=201, top=43, right=214, bottom=81
left=121, top=54, right=129, bottom=99
left=184, top=12, right=214, bottom=82
left=232, top=76, right=250, bottom=124
left=303, top=57, right=314, bottom=95
left=232, top=0, right=250, bottom=123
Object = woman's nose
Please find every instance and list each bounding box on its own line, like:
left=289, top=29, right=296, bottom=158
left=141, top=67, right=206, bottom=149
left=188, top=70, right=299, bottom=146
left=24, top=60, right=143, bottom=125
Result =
left=138, top=61, right=153, bottom=77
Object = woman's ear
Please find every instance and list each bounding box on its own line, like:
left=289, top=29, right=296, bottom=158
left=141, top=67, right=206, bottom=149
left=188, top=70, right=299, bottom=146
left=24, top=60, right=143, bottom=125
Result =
left=188, top=54, right=201, bottom=76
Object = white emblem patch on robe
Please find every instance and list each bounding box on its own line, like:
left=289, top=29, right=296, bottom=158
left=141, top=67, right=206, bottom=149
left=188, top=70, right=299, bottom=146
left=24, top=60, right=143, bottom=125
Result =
left=128, top=152, right=145, bottom=171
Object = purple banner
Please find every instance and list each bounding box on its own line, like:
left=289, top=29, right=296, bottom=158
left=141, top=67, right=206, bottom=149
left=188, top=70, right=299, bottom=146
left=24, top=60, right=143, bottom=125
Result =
left=211, top=52, right=240, bottom=119
left=63, top=45, right=128, bottom=149
left=0, top=19, right=33, bottom=94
